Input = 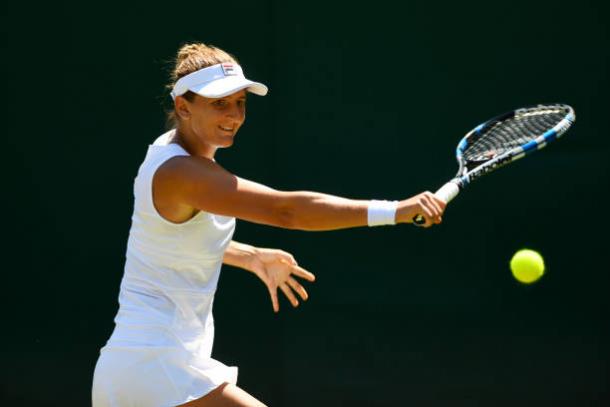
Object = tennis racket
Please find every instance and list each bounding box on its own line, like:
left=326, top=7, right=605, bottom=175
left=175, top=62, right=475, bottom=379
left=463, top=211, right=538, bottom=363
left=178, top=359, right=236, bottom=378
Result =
left=414, top=103, right=576, bottom=225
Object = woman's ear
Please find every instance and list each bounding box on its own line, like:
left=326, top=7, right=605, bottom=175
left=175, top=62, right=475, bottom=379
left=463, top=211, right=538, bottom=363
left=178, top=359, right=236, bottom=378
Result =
left=174, top=96, right=192, bottom=120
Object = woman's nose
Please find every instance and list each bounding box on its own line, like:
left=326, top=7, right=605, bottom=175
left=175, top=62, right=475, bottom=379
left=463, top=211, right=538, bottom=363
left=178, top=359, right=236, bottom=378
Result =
left=227, top=104, right=245, bottom=121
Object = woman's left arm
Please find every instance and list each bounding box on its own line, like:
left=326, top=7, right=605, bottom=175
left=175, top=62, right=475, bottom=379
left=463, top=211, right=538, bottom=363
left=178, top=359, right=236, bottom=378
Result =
left=223, top=241, right=316, bottom=313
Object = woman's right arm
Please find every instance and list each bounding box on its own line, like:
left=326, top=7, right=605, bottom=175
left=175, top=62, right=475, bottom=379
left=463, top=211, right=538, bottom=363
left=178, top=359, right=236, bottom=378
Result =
left=153, top=155, right=445, bottom=230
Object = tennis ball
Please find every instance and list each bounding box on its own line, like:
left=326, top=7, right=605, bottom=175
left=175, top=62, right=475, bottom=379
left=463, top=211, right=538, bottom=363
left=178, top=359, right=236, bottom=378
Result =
left=510, top=249, right=545, bottom=284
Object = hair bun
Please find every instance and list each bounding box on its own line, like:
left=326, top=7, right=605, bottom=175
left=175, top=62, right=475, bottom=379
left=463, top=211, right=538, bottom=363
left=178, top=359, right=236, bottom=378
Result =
left=176, top=43, right=209, bottom=64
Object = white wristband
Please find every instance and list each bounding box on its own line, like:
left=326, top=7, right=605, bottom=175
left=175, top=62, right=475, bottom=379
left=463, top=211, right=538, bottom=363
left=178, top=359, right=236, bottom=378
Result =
left=367, top=200, right=399, bottom=226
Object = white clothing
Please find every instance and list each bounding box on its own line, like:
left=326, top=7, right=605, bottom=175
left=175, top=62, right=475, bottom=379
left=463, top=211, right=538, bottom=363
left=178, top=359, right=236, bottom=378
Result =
left=93, top=130, right=237, bottom=407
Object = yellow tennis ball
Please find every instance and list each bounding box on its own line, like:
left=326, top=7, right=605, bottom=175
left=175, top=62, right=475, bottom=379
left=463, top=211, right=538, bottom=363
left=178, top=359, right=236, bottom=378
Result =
left=510, top=249, right=545, bottom=284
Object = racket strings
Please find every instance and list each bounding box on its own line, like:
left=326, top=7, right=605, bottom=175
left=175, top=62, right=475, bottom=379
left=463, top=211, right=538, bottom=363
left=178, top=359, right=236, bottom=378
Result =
left=463, top=107, right=569, bottom=163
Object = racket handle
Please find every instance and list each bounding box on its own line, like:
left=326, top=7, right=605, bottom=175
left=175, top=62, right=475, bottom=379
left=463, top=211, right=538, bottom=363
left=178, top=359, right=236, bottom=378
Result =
left=434, top=181, right=460, bottom=203
left=413, top=181, right=460, bottom=225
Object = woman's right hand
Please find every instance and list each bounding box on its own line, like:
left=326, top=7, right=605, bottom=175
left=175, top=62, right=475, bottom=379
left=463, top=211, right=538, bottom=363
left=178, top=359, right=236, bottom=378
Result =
left=396, top=192, right=446, bottom=227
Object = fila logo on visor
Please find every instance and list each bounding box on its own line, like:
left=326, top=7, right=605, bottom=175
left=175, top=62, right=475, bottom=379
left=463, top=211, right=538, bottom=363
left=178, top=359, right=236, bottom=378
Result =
left=222, top=64, right=237, bottom=76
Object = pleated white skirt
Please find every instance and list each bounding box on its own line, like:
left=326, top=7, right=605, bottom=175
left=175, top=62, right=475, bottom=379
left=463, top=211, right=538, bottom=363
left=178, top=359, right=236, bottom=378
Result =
left=92, top=346, right=238, bottom=407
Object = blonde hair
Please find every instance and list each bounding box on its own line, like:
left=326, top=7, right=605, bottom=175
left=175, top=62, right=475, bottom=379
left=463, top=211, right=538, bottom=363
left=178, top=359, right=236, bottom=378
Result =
left=165, top=42, right=239, bottom=128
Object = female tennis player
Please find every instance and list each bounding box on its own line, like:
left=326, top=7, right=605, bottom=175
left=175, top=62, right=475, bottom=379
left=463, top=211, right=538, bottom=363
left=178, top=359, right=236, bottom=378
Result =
left=92, top=42, right=446, bottom=407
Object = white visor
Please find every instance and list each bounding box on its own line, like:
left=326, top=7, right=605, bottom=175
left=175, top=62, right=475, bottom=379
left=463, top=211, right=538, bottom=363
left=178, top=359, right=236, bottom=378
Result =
left=171, top=63, right=268, bottom=100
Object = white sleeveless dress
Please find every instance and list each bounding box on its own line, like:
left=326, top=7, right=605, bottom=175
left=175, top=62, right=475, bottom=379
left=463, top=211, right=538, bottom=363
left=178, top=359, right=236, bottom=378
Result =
left=92, top=130, right=238, bottom=407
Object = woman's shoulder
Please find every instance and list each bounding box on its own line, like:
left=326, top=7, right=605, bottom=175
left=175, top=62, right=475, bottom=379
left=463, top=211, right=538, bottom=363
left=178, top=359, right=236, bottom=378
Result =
left=134, top=131, right=190, bottom=177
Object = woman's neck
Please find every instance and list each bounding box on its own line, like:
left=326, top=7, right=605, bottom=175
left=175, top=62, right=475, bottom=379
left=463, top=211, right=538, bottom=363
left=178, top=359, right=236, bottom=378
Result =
left=172, top=127, right=217, bottom=160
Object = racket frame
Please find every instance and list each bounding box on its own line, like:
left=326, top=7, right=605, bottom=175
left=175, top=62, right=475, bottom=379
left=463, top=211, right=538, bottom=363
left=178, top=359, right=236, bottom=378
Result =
left=413, top=104, right=575, bottom=223
left=453, top=104, right=575, bottom=190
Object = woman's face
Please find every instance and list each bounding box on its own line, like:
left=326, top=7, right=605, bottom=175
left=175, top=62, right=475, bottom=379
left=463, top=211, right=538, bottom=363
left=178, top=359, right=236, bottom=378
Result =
left=178, top=90, right=247, bottom=150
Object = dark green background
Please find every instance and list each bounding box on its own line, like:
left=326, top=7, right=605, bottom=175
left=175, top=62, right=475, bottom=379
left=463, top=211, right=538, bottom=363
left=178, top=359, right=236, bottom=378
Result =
left=4, top=1, right=609, bottom=405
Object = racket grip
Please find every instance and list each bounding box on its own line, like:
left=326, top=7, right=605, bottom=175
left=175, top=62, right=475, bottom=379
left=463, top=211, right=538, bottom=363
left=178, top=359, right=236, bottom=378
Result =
left=413, top=181, right=460, bottom=225
left=435, top=181, right=460, bottom=203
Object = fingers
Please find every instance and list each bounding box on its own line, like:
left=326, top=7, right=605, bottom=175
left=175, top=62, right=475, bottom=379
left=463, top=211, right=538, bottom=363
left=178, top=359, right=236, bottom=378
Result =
left=417, top=192, right=445, bottom=227
left=280, top=283, right=299, bottom=308
left=421, top=195, right=442, bottom=224
left=268, top=279, right=310, bottom=313
left=418, top=205, right=435, bottom=227
left=413, top=201, right=436, bottom=227
left=430, top=194, right=446, bottom=220
left=268, top=286, right=279, bottom=313
left=273, top=250, right=315, bottom=281
left=288, top=263, right=316, bottom=282
left=288, top=277, right=309, bottom=301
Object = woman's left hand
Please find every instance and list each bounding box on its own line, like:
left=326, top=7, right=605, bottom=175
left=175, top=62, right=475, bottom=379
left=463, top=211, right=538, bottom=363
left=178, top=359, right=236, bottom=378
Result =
left=248, top=248, right=315, bottom=313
